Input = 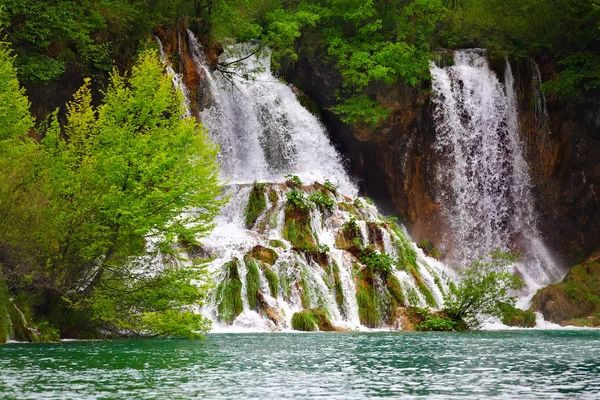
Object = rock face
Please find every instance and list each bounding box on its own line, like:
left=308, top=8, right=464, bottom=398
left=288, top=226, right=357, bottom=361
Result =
left=154, top=25, right=222, bottom=118
left=531, top=251, right=600, bottom=327
left=292, top=52, right=599, bottom=270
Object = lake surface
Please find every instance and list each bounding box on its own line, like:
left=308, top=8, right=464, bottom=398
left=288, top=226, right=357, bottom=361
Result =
left=0, top=331, right=599, bottom=399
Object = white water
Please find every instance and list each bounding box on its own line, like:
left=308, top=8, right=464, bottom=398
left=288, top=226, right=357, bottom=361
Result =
left=189, top=34, right=356, bottom=195
left=430, top=49, right=563, bottom=291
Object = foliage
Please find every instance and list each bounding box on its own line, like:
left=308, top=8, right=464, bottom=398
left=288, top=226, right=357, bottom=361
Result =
left=291, top=309, right=317, bottom=331
left=343, top=217, right=360, bottom=237
left=329, top=94, right=392, bottom=126
left=499, top=302, right=536, bottom=328
left=285, top=189, right=313, bottom=210
left=443, top=250, right=523, bottom=330
left=444, top=0, right=600, bottom=98
left=360, top=248, right=395, bottom=276
left=308, top=192, right=335, bottom=212
left=245, top=182, right=267, bottom=228
left=0, top=48, right=223, bottom=339
left=284, top=174, right=303, bottom=187
left=323, top=179, right=338, bottom=193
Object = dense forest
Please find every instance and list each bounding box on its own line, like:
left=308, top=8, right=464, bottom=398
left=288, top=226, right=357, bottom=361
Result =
left=0, top=0, right=599, bottom=340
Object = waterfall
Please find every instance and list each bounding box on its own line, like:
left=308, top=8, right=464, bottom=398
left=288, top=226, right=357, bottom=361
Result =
left=188, top=33, right=355, bottom=195
left=153, top=32, right=456, bottom=331
left=430, top=49, right=562, bottom=293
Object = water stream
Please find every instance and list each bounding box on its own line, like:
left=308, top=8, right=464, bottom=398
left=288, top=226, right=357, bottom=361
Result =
left=430, top=50, right=563, bottom=296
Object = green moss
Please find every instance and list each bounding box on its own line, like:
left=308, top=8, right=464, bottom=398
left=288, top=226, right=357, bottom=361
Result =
left=323, top=263, right=344, bottom=313
left=245, top=257, right=261, bottom=310
left=269, top=239, right=286, bottom=249
left=283, top=208, right=315, bottom=249
left=291, top=308, right=336, bottom=331
left=216, top=260, right=243, bottom=324
left=386, top=274, right=405, bottom=309
left=268, top=188, right=279, bottom=205
left=278, top=263, right=293, bottom=301
left=407, top=264, right=437, bottom=308
left=356, top=269, right=380, bottom=328
left=300, top=266, right=312, bottom=309
left=338, top=201, right=359, bottom=217
left=499, top=303, right=536, bottom=328
left=329, top=263, right=345, bottom=312
left=291, top=310, right=317, bottom=331
left=531, top=251, right=600, bottom=324
left=244, top=184, right=267, bottom=229
left=262, top=266, right=279, bottom=298
left=247, top=245, right=278, bottom=266
left=406, top=286, right=420, bottom=306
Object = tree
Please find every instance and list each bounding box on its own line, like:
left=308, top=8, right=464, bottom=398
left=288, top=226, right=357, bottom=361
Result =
left=37, top=50, right=224, bottom=338
left=0, top=40, right=56, bottom=295
left=442, top=250, right=524, bottom=329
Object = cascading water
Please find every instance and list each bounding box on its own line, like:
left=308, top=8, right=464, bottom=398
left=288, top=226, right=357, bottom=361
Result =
left=430, top=49, right=563, bottom=294
left=160, top=33, right=456, bottom=331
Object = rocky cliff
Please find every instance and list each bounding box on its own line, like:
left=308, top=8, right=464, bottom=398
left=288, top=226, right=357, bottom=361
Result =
left=291, top=51, right=599, bottom=271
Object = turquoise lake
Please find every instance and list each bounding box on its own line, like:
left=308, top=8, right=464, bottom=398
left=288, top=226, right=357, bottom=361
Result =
left=0, top=331, right=599, bottom=399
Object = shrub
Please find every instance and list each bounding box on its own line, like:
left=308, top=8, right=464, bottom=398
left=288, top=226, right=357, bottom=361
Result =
left=284, top=174, right=302, bottom=187
left=361, top=248, right=395, bottom=276
left=285, top=189, right=312, bottom=210
left=343, top=217, right=360, bottom=237
left=323, top=179, right=338, bottom=193
left=443, top=250, right=524, bottom=330
left=309, top=192, right=335, bottom=211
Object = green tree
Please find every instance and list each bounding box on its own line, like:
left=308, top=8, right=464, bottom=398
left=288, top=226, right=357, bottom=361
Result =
left=443, top=250, right=524, bottom=329
left=37, top=50, right=224, bottom=338
left=0, top=41, right=56, bottom=296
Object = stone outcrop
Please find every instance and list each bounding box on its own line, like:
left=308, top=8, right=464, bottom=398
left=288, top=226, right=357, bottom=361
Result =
left=530, top=251, right=600, bottom=327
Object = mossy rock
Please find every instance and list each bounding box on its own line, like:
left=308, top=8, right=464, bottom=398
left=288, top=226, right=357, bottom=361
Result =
left=386, top=274, right=405, bottom=309
left=0, top=290, right=59, bottom=343
left=499, top=303, right=536, bottom=328
left=408, top=264, right=437, bottom=308
left=261, top=265, right=279, bottom=298
left=247, top=245, right=278, bottom=266
left=355, top=269, right=380, bottom=328
left=244, top=184, right=267, bottom=229
left=269, top=239, right=287, bottom=249
left=291, top=310, right=317, bottom=331
left=291, top=308, right=337, bottom=331
left=531, top=251, right=600, bottom=325
left=216, top=260, right=244, bottom=324
left=283, top=208, right=315, bottom=249
left=325, top=263, right=345, bottom=313
left=244, top=257, right=261, bottom=310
